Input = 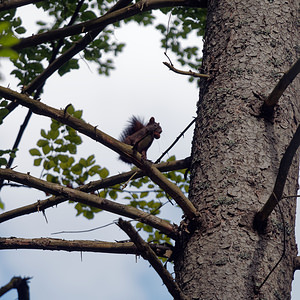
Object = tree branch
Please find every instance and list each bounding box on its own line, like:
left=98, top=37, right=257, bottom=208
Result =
left=0, top=0, right=42, bottom=11
left=163, top=61, right=209, bottom=78
left=12, top=0, right=207, bottom=51
left=155, top=117, right=195, bottom=163
left=0, top=0, right=86, bottom=191
left=0, top=168, right=177, bottom=238
left=0, top=157, right=191, bottom=223
left=118, top=218, right=187, bottom=300
left=3, top=0, right=134, bottom=118
left=0, top=237, right=173, bottom=258
left=0, top=86, right=198, bottom=220
left=253, top=124, right=300, bottom=229
left=263, top=58, right=300, bottom=108
left=0, top=276, right=31, bottom=299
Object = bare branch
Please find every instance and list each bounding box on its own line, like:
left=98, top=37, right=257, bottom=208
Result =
left=163, top=62, right=209, bottom=78
left=263, top=58, right=300, bottom=108
left=118, top=218, right=187, bottom=300
left=0, top=237, right=173, bottom=258
left=0, top=168, right=177, bottom=238
left=155, top=117, right=195, bottom=163
left=0, top=0, right=42, bottom=11
left=0, top=86, right=198, bottom=220
left=0, top=276, right=31, bottom=299
left=141, top=160, right=198, bottom=220
left=0, top=157, right=191, bottom=223
left=12, top=0, right=207, bottom=51
left=253, top=124, right=300, bottom=229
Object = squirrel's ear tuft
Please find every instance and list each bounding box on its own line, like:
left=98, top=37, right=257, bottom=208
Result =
left=149, top=117, right=155, bottom=123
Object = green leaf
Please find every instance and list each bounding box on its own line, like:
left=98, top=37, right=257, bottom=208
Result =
left=15, top=26, right=26, bottom=34
left=140, top=192, right=149, bottom=198
left=83, top=210, right=94, bottom=219
left=42, top=144, right=51, bottom=155
left=34, top=158, right=42, bottom=166
left=99, top=190, right=107, bottom=198
left=73, top=110, right=83, bottom=119
left=67, top=143, right=77, bottom=154
left=37, top=139, right=49, bottom=147
left=49, top=129, right=59, bottom=140
left=58, top=59, right=79, bottom=76
left=58, top=154, right=69, bottom=163
left=66, top=104, right=74, bottom=115
left=109, top=190, right=117, bottom=200
left=0, top=100, right=8, bottom=107
left=86, top=155, right=95, bottom=166
left=0, top=157, right=7, bottom=166
left=46, top=174, right=59, bottom=183
left=51, top=120, right=61, bottom=131
left=81, top=10, right=97, bottom=21
left=54, top=138, right=63, bottom=145
left=0, top=22, right=10, bottom=32
left=71, top=163, right=82, bottom=175
left=0, top=33, right=19, bottom=47
left=0, top=48, right=18, bottom=59
left=99, top=168, right=109, bottom=178
left=29, top=148, right=42, bottom=156
left=0, top=108, right=9, bottom=124
left=40, top=129, right=48, bottom=138
left=79, top=158, right=87, bottom=167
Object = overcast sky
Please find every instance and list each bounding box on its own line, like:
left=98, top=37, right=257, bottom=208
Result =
left=0, top=4, right=300, bottom=300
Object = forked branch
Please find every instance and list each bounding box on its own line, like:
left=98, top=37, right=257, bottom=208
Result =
left=3, top=0, right=134, bottom=118
left=0, top=168, right=177, bottom=238
left=12, top=0, right=207, bottom=51
left=0, top=157, right=191, bottom=223
left=0, top=276, right=31, bottom=298
left=0, top=86, right=198, bottom=220
left=118, top=218, right=187, bottom=300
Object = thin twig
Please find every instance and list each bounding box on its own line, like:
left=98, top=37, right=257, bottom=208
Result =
left=163, top=61, right=209, bottom=78
left=155, top=118, right=195, bottom=163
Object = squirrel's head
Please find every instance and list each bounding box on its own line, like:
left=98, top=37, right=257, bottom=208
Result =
left=148, top=117, right=162, bottom=139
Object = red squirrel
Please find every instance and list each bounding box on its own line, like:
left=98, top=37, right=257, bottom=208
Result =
left=119, top=116, right=162, bottom=163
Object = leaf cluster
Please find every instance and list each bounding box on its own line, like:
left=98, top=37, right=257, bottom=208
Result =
left=1, top=0, right=202, bottom=246
left=157, top=7, right=206, bottom=82
left=28, top=104, right=109, bottom=218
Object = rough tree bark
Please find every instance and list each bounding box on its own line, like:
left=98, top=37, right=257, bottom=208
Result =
left=175, top=1, right=299, bottom=299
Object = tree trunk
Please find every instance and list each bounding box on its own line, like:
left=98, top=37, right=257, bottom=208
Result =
left=175, top=1, right=300, bottom=299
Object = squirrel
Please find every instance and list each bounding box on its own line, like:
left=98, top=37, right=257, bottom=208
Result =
left=119, top=116, right=162, bottom=163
